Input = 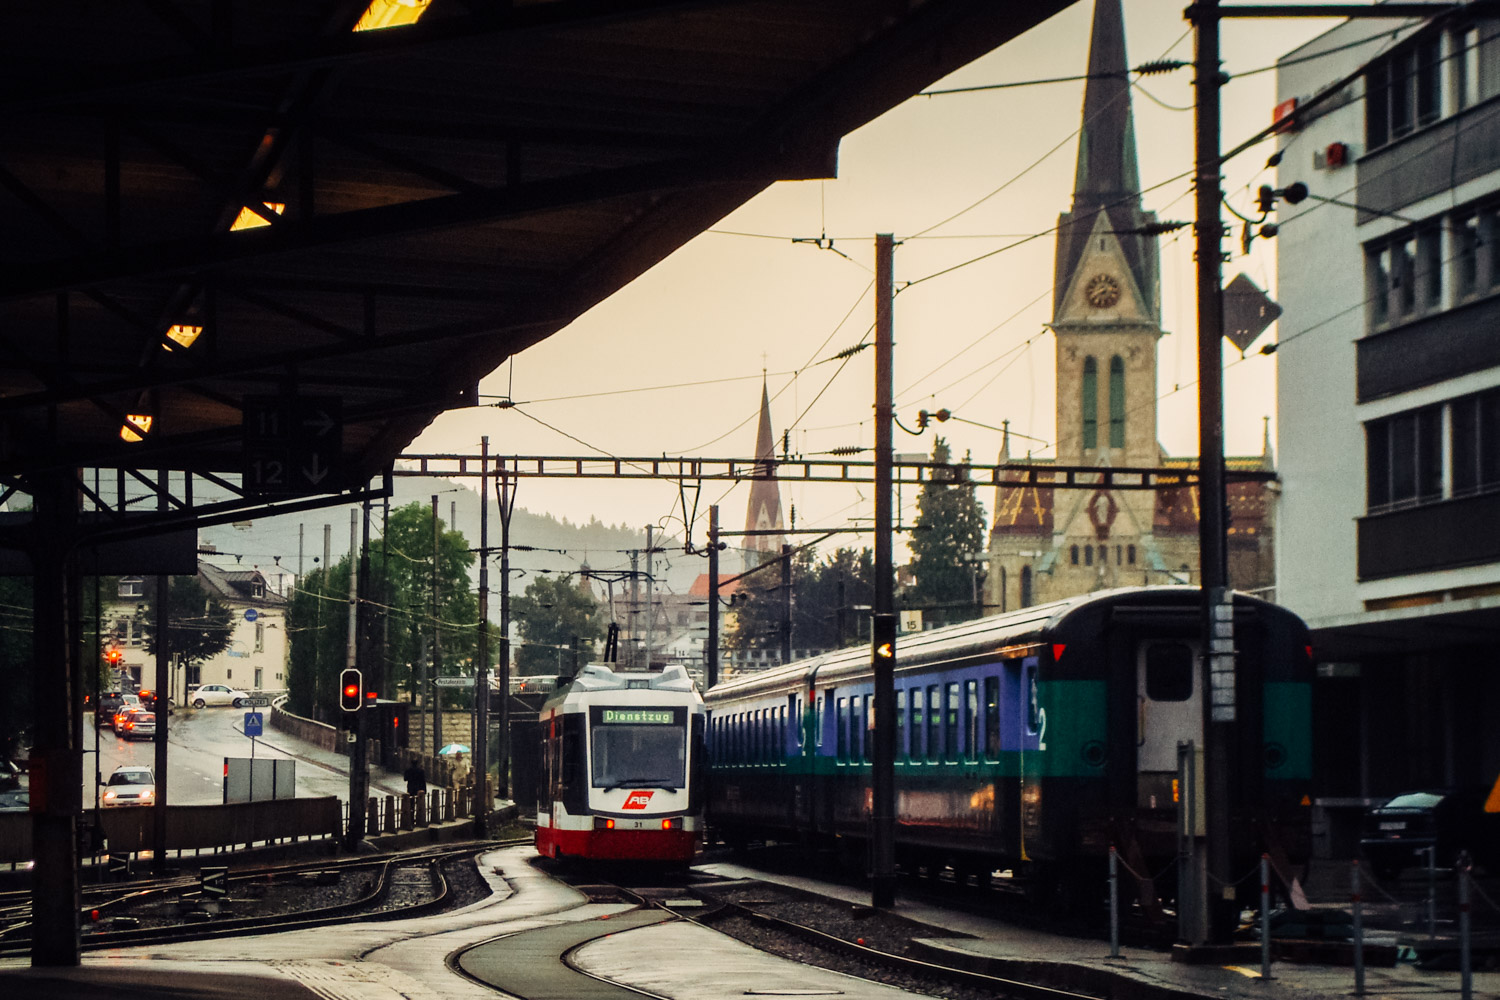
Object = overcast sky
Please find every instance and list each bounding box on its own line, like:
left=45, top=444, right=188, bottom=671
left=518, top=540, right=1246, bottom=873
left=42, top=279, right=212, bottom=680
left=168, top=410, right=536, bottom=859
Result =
left=406, top=2, right=1347, bottom=563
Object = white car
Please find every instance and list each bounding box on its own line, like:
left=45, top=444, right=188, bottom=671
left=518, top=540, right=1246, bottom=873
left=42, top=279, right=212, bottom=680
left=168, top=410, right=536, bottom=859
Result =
left=190, top=684, right=250, bottom=708
left=102, top=766, right=155, bottom=807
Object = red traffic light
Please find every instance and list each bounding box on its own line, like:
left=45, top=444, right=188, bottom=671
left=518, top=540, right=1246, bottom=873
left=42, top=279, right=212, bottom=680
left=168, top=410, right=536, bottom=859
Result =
left=339, top=668, right=362, bottom=712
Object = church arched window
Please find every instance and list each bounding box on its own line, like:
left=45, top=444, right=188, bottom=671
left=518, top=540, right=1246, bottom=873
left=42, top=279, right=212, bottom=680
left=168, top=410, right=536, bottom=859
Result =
left=1109, top=355, right=1125, bottom=449
left=1020, top=566, right=1033, bottom=608
left=1082, top=357, right=1098, bottom=450
left=999, top=567, right=1007, bottom=612
left=1084, top=545, right=1093, bottom=566
left=1070, top=544, right=1079, bottom=565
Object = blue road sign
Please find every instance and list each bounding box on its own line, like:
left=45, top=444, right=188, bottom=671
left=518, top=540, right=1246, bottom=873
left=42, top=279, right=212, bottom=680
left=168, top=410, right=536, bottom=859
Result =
left=244, top=712, right=263, bottom=737
left=244, top=608, right=259, bottom=622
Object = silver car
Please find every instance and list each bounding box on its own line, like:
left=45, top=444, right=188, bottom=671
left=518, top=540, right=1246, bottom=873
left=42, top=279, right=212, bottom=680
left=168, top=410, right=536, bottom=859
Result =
left=102, top=766, right=155, bottom=807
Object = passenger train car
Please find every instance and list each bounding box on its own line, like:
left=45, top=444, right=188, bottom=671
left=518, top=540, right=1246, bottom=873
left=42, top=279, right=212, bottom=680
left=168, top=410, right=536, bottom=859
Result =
left=704, top=587, right=1312, bottom=906
left=535, top=662, right=706, bottom=863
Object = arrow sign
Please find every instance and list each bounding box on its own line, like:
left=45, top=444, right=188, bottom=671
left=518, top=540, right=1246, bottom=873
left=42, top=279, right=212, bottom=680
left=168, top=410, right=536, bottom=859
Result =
left=1222, top=273, right=1282, bottom=353
left=242, top=395, right=343, bottom=497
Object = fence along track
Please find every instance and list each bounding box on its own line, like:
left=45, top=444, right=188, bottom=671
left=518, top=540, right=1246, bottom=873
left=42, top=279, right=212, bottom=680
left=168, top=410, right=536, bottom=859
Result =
left=0, top=840, right=519, bottom=956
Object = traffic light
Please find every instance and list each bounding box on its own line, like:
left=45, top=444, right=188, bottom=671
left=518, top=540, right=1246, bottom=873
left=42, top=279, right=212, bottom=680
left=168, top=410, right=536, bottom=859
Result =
left=340, top=668, right=362, bottom=712
left=104, top=648, right=121, bottom=666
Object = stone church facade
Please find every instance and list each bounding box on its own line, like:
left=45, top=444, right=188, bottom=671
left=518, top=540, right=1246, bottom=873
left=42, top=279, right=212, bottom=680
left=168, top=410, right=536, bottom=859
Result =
left=984, top=0, right=1275, bottom=613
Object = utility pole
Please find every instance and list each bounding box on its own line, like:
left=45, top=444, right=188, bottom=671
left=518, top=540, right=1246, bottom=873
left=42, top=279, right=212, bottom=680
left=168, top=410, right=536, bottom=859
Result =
left=1189, top=0, right=1236, bottom=947
left=152, top=473, right=169, bottom=874
left=475, top=438, right=490, bottom=834
left=780, top=542, right=792, bottom=666
left=628, top=547, right=640, bottom=668
left=345, top=508, right=363, bottom=845
left=497, top=459, right=514, bottom=797
left=871, top=232, right=897, bottom=909
left=645, top=524, right=655, bottom=670
left=431, top=494, right=442, bottom=755
left=707, top=505, right=720, bottom=688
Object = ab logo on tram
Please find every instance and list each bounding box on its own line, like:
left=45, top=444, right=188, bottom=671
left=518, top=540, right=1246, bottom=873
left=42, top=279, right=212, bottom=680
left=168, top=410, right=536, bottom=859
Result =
left=622, top=790, right=654, bottom=810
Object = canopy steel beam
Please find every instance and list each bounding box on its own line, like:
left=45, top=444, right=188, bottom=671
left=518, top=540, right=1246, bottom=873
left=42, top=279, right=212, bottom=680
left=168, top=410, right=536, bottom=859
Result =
left=396, top=452, right=1277, bottom=490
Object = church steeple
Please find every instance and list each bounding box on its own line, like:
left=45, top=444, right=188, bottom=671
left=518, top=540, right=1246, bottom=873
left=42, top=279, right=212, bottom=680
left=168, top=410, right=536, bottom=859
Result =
left=1053, top=0, right=1158, bottom=326
left=743, top=379, right=785, bottom=572
left=1073, top=0, right=1140, bottom=209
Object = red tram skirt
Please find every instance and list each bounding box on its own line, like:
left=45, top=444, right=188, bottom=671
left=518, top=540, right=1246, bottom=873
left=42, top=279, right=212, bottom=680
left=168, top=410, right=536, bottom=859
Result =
left=536, top=825, right=699, bottom=862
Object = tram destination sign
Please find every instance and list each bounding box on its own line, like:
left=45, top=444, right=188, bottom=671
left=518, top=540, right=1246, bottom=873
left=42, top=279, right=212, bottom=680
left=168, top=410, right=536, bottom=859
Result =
left=602, top=709, right=674, bottom=725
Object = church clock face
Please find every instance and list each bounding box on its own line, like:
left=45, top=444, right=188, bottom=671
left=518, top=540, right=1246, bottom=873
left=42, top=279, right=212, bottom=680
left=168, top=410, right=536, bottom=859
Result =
left=1085, top=273, right=1121, bottom=308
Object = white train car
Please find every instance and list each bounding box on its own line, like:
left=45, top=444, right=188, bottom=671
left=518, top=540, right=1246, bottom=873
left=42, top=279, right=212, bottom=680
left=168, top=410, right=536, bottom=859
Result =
left=535, top=662, right=705, bottom=862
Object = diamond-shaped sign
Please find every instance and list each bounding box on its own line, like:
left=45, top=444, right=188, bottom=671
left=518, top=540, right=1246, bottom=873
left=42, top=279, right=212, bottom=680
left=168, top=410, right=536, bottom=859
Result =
left=1222, top=273, right=1282, bottom=353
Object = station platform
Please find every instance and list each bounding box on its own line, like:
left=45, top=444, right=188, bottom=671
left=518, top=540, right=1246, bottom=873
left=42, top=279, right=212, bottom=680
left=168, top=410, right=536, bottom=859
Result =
left=691, top=860, right=1500, bottom=1000
left=0, top=844, right=1494, bottom=1000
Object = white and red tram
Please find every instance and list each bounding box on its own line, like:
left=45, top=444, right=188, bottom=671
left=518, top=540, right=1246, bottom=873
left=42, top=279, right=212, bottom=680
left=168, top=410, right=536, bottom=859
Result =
left=535, top=662, right=705, bottom=862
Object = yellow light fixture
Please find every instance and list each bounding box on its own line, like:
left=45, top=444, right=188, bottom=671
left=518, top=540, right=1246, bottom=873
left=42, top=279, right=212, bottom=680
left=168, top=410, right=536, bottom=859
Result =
left=353, top=0, right=430, bottom=32
left=230, top=202, right=285, bottom=231
left=165, top=324, right=202, bottom=350
left=120, top=414, right=153, bottom=443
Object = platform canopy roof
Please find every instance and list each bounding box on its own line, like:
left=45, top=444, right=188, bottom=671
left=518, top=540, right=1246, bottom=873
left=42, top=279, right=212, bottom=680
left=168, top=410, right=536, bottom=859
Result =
left=0, top=0, right=1071, bottom=496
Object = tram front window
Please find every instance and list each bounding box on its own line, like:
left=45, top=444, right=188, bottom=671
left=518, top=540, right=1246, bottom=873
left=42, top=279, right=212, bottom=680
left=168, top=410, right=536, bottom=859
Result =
left=591, top=706, right=687, bottom=790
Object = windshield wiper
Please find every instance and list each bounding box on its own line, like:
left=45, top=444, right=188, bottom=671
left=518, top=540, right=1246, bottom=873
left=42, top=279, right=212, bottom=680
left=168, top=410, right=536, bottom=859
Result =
left=603, top=778, right=679, bottom=791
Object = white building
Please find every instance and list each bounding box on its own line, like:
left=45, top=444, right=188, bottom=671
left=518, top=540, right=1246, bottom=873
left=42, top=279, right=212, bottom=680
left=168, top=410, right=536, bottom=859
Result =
left=108, top=560, right=289, bottom=701
left=1275, top=12, right=1500, bottom=803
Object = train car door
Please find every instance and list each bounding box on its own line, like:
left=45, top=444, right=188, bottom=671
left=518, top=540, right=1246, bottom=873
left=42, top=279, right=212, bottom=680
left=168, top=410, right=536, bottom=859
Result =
left=1136, top=640, right=1200, bottom=810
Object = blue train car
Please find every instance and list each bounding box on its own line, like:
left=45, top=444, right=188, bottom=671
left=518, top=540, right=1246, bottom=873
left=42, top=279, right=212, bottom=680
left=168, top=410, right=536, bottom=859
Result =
left=704, top=587, right=1312, bottom=909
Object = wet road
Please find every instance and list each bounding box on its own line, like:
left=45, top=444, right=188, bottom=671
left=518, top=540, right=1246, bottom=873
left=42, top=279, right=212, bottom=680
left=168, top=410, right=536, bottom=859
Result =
left=82, top=706, right=406, bottom=806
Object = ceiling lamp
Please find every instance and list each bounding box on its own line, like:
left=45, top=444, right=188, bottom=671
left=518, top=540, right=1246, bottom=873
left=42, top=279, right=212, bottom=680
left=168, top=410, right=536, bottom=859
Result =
left=120, top=413, right=153, bottom=443
left=164, top=323, right=203, bottom=351
left=353, top=0, right=430, bottom=32
left=230, top=202, right=285, bottom=231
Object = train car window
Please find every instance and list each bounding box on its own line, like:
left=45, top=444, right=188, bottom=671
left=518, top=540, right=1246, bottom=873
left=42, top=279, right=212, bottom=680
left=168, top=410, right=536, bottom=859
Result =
left=816, top=694, right=826, bottom=749
left=984, top=676, right=1000, bottom=760
left=927, top=684, right=941, bottom=762
left=793, top=694, right=804, bottom=749
left=779, top=705, right=787, bottom=764
left=946, top=682, right=961, bottom=762
left=561, top=714, right=588, bottom=814
left=850, top=696, right=862, bottom=762
left=836, top=697, right=848, bottom=762
left=1025, top=664, right=1043, bottom=736
left=965, top=680, right=979, bottom=762
left=590, top=706, right=688, bottom=790
left=896, top=693, right=907, bottom=760
left=908, top=688, right=923, bottom=761
left=863, top=694, right=874, bottom=763
left=1145, top=643, right=1194, bottom=701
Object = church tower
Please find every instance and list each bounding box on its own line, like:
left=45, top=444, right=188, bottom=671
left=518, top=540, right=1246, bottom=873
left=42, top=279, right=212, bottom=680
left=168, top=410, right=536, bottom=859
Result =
left=1051, top=0, right=1162, bottom=471
left=743, top=380, right=785, bottom=573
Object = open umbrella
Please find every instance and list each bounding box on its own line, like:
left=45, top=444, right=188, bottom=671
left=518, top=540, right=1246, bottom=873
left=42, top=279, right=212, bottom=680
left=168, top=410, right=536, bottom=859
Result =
left=437, top=743, right=470, bottom=756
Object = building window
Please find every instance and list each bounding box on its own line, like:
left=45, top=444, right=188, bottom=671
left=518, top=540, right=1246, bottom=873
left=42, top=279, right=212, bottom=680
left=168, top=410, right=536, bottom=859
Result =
left=1020, top=566, right=1033, bottom=608
left=1367, top=33, right=1442, bottom=150
left=1070, top=544, right=1079, bottom=565
left=1450, top=387, right=1500, bottom=497
left=118, top=577, right=143, bottom=598
left=1367, top=404, right=1443, bottom=511
left=1082, top=356, right=1098, bottom=450
left=1368, top=226, right=1442, bottom=326
left=1084, top=545, right=1093, bottom=566
left=1108, top=355, right=1125, bottom=449
left=255, top=622, right=264, bottom=653
left=1127, top=544, right=1136, bottom=565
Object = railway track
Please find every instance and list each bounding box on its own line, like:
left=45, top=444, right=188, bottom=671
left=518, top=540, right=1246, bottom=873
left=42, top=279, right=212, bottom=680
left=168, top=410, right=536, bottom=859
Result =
left=0, top=838, right=528, bottom=956
left=522, top=859, right=1115, bottom=1000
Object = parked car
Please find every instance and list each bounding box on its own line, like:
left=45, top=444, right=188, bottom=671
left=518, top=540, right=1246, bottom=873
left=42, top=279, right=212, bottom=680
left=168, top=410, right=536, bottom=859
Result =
left=0, top=789, right=28, bottom=812
left=101, top=765, right=155, bottom=807
left=1360, top=788, right=1500, bottom=878
left=118, top=711, right=155, bottom=741
left=190, top=684, right=250, bottom=708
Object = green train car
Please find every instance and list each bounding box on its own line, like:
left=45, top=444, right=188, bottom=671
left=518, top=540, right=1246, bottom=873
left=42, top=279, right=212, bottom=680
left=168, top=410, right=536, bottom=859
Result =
left=705, top=587, right=1313, bottom=912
